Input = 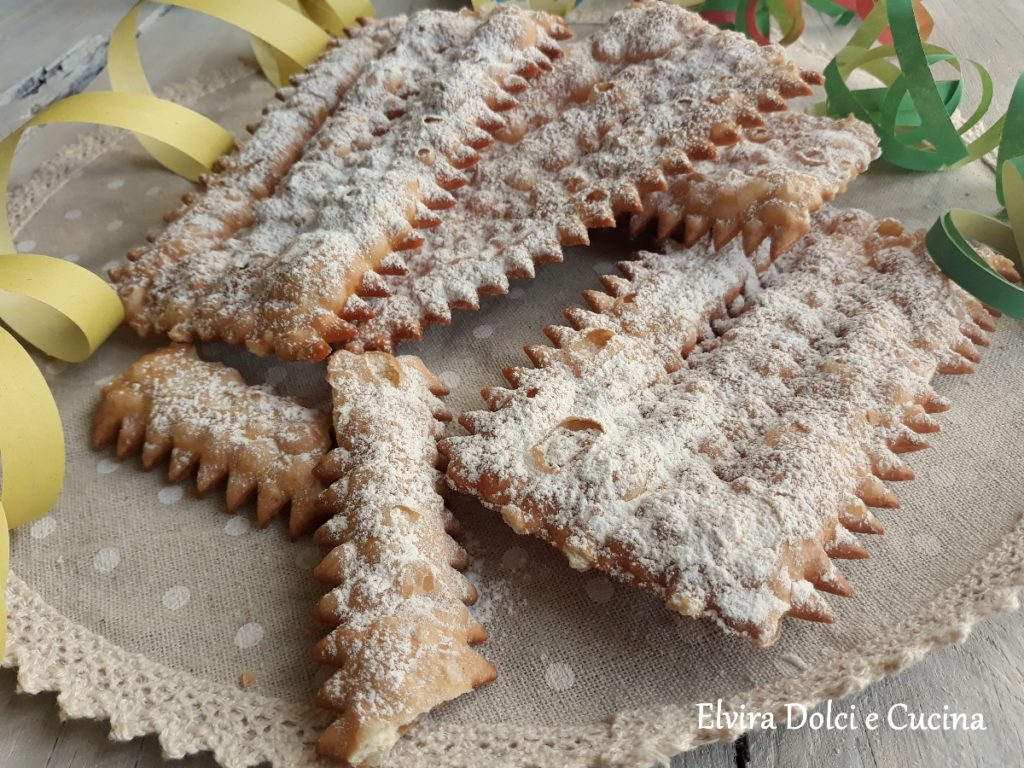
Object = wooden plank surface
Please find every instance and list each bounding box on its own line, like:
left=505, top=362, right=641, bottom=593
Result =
left=0, top=0, right=1021, bottom=767
left=748, top=608, right=1024, bottom=768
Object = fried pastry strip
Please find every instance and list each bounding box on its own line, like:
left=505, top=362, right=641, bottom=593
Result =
left=343, top=2, right=873, bottom=351
left=124, top=18, right=404, bottom=276
left=346, top=111, right=877, bottom=351
left=92, top=345, right=331, bottom=537
left=113, top=7, right=570, bottom=361
left=566, top=244, right=758, bottom=374
left=312, top=351, right=493, bottom=766
left=444, top=206, right=994, bottom=646
left=629, top=111, right=880, bottom=256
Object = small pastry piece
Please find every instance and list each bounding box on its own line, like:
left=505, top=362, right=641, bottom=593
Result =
left=92, top=345, right=331, bottom=537
left=343, top=3, right=867, bottom=351
left=312, top=351, right=494, bottom=766
left=444, top=206, right=995, bottom=647
left=112, top=7, right=570, bottom=361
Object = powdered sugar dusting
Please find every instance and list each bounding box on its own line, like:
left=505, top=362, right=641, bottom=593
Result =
left=311, top=351, right=494, bottom=765
left=631, top=111, right=880, bottom=251
left=114, top=8, right=570, bottom=362
left=92, top=345, right=332, bottom=537
left=444, top=206, right=993, bottom=646
left=353, top=108, right=879, bottom=352
left=345, top=2, right=847, bottom=351
left=116, top=18, right=404, bottom=329
left=565, top=246, right=759, bottom=373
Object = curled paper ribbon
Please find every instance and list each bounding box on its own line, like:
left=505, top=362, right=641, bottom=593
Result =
left=821, top=0, right=1001, bottom=172
left=0, top=91, right=240, bottom=531
left=805, top=0, right=1024, bottom=324
left=108, top=0, right=371, bottom=95
left=806, top=0, right=857, bottom=26
left=106, top=0, right=359, bottom=178
left=249, top=0, right=375, bottom=87
left=698, top=0, right=802, bottom=45
left=105, top=0, right=375, bottom=176
left=926, top=77, right=1024, bottom=318
left=822, top=0, right=932, bottom=44
left=685, top=0, right=929, bottom=47
left=0, top=90, right=245, bottom=652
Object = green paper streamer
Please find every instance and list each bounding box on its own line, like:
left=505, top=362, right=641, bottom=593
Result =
left=926, top=158, right=1024, bottom=318
left=924, top=72, right=1024, bottom=316
left=805, top=0, right=856, bottom=25
left=822, top=0, right=1004, bottom=172
left=805, top=1, right=1024, bottom=317
left=996, top=75, right=1024, bottom=206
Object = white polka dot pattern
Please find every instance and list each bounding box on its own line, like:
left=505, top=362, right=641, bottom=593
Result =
left=544, top=662, right=575, bottom=691
left=438, top=370, right=461, bottom=389
left=93, top=548, right=121, bottom=573
left=30, top=517, right=57, bottom=539
left=234, top=622, right=264, bottom=649
left=162, top=586, right=191, bottom=610
left=97, top=458, right=121, bottom=475
left=294, top=547, right=320, bottom=571
left=224, top=517, right=251, bottom=536
left=158, top=486, right=184, bottom=505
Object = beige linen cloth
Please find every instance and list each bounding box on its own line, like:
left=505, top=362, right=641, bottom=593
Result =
left=4, top=13, right=1024, bottom=768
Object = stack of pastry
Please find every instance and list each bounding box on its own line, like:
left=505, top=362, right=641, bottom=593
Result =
left=88, top=1, right=1010, bottom=764
left=110, top=0, right=876, bottom=361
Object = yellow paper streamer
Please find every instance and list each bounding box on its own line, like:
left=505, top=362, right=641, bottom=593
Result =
left=109, top=0, right=374, bottom=101
left=250, top=0, right=315, bottom=86
left=0, top=89, right=246, bottom=644
left=250, top=0, right=375, bottom=86
left=0, top=89, right=239, bottom=540
left=108, top=0, right=330, bottom=175
left=301, top=0, right=376, bottom=35
left=106, top=0, right=375, bottom=174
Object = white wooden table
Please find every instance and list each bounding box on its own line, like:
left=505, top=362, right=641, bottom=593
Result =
left=0, top=2, right=1021, bottom=766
